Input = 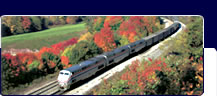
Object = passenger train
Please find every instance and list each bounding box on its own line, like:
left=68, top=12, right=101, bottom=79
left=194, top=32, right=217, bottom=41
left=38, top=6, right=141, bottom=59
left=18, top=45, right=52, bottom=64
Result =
left=57, top=22, right=181, bottom=91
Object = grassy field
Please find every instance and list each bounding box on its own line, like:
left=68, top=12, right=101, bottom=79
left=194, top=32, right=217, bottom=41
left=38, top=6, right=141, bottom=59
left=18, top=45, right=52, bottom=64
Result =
left=2, top=23, right=86, bottom=51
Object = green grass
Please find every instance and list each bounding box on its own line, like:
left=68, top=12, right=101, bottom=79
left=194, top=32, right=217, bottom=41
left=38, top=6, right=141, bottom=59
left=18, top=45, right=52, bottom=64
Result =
left=2, top=23, right=86, bottom=51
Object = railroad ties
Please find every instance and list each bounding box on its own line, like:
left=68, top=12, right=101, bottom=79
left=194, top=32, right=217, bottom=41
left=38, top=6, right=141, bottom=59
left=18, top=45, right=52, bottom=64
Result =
left=25, top=80, right=64, bottom=95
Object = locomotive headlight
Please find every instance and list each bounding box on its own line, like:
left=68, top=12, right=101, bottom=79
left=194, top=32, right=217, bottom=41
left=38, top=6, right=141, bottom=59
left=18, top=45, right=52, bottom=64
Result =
left=59, top=82, right=65, bottom=87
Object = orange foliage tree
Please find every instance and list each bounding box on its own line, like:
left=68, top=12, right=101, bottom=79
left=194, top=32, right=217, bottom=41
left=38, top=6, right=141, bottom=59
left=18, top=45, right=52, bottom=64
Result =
left=119, top=21, right=138, bottom=43
left=61, top=56, right=70, bottom=69
left=94, top=26, right=116, bottom=52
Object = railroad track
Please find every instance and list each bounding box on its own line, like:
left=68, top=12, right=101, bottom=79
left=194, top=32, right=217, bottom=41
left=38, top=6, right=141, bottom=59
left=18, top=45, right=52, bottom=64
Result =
left=25, top=80, right=61, bottom=95
left=24, top=18, right=184, bottom=95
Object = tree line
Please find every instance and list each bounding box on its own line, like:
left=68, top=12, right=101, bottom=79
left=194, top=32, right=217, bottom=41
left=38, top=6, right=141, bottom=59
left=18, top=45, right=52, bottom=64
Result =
left=1, top=16, right=83, bottom=37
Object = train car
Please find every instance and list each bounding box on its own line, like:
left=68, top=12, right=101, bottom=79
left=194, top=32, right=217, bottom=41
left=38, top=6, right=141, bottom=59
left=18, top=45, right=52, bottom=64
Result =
left=164, top=28, right=170, bottom=38
left=154, top=30, right=164, bottom=41
left=101, top=51, right=116, bottom=66
left=112, top=45, right=130, bottom=63
left=169, top=22, right=179, bottom=34
left=152, top=33, right=159, bottom=43
left=144, top=34, right=155, bottom=46
left=128, top=39, right=146, bottom=54
left=134, top=39, right=146, bottom=52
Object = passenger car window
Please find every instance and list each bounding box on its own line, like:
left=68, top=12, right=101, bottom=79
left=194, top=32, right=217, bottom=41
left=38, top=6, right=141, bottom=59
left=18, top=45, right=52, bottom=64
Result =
left=65, top=73, right=69, bottom=75
left=60, top=72, right=64, bottom=75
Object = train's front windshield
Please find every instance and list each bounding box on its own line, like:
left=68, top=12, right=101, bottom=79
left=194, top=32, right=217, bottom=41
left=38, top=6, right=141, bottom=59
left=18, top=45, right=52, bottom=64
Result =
left=58, top=71, right=71, bottom=83
left=60, top=72, right=64, bottom=75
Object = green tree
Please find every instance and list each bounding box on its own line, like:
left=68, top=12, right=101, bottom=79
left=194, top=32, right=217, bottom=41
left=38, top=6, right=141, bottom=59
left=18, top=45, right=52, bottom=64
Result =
left=30, top=16, right=42, bottom=31
left=63, top=40, right=102, bottom=65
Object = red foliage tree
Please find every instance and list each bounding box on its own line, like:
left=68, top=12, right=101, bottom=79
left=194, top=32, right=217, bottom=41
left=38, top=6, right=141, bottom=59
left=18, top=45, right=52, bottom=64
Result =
left=94, top=26, right=116, bottom=52
left=21, top=16, right=31, bottom=31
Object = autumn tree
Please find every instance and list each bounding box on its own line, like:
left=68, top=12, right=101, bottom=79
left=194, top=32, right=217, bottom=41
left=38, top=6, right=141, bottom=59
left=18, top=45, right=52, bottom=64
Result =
left=119, top=21, right=138, bottom=43
left=104, top=16, right=123, bottom=31
left=66, top=16, right=79, bottom=24
left=21, top=16, right=31, bottom=32
left=94, top=26, right=117, bottom=52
